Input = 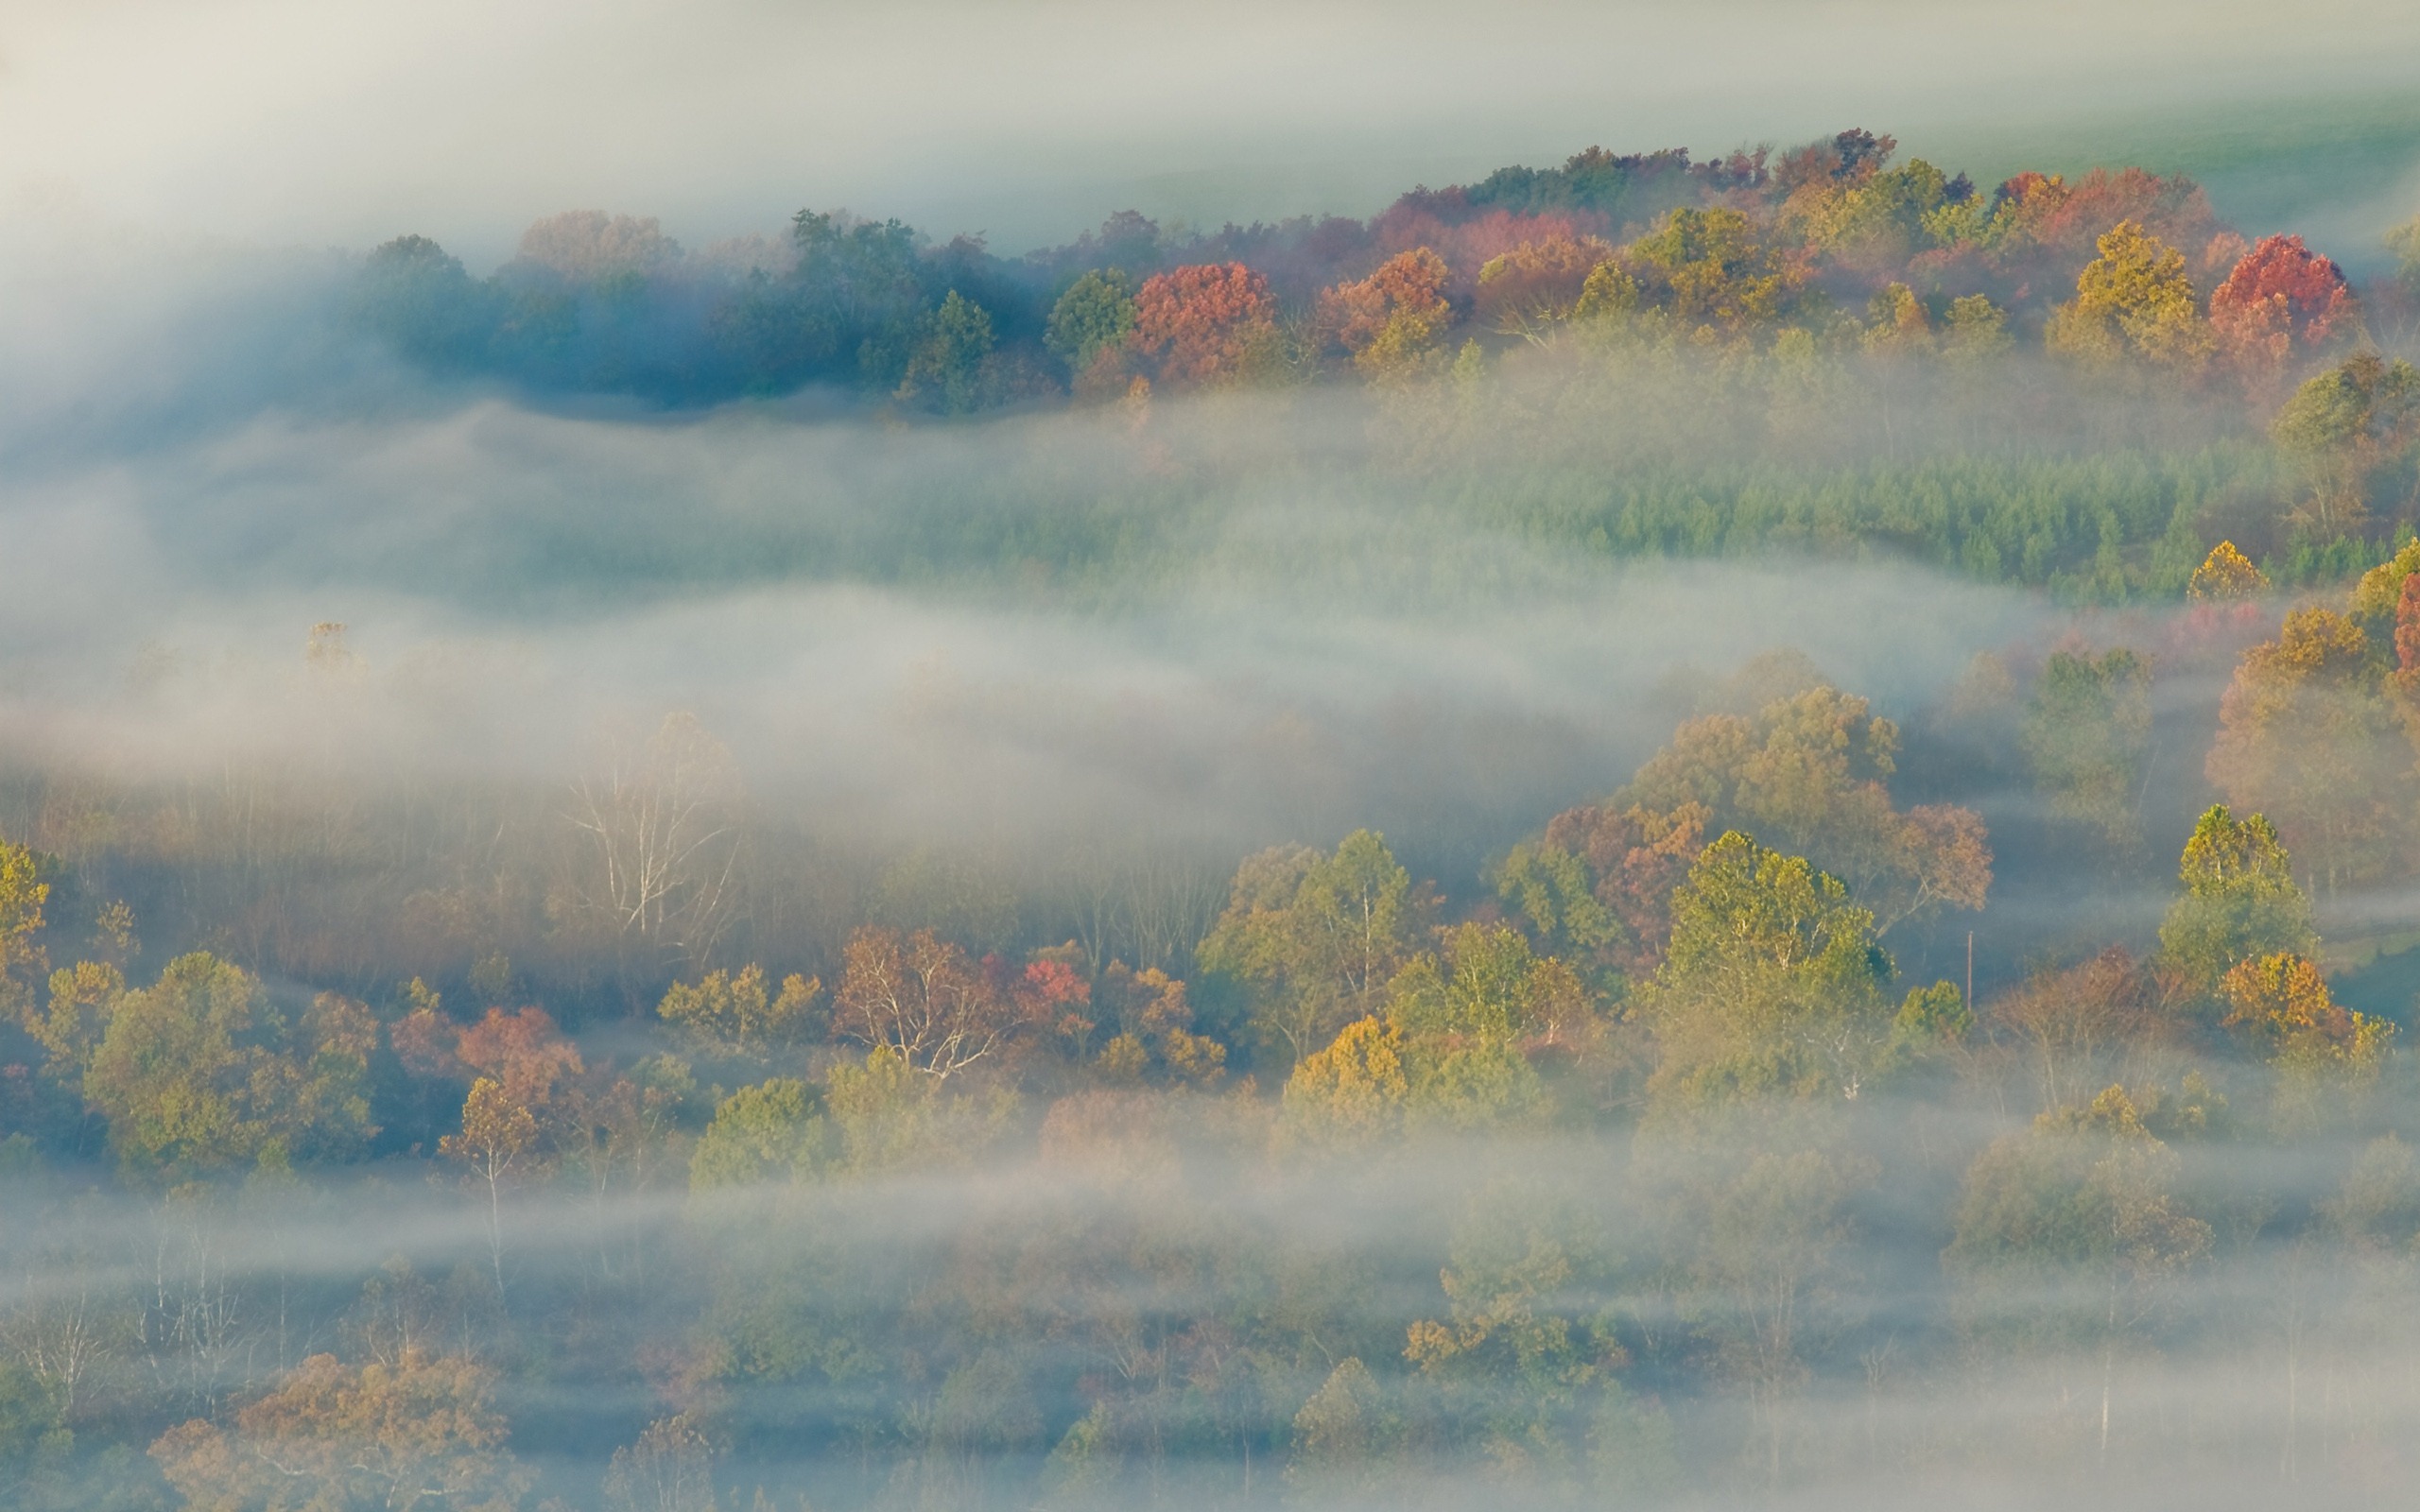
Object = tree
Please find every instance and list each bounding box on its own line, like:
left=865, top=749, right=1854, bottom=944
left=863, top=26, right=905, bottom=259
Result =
left=1473, top=235, right=1614, bottom=342
left=1495, top=800, right=1708, bottom=978
left=2219, top=952, right=2360, bottom=1055
left=893, top=290, right=998, bottom=414
left=152, top=1348, right=527, bottom=1512
left=1319, top=248, right=1452, bottom=379
left=2208, top=234, right=2358, bottom=398
left=1045, top=268, right=1139, bottom=383
left=1131, top=263, right=1278, bottom=387
left=2045, top=220, right=2213, bottom=373
left=1642, top=833, right=1895, bottom=1107
left=440, top=1078, right=539, bottom=1302
left=1404, top=1181, right=1629, bottom=1473
left=689, top=1078, right=823, bottom=1190
left=1279, top=1017, right=1408, bottom=1146
left=2022, top=647, right=2152, bottom=848
left=2272, top=352, right=2420, bottom=535
left=453, top=1005, right=584, bottom=1110
left=2187, top=540, right=2267, bottom=601
left=1683, top=1145, right=1875, bottom=1487
left=1625, top=208, right=1798, bottom=332
left=565, top=712, right=744, bottom=977
left=2155, top=805, right=2317, bottom=1001
left=1945, top=1088, right=2212, bottom=1458
left=1619, top=684, right=1990, bottom=936
left=1196, top=830, right=1419, bottom=1070
left=74, top=954, right=375, bottom=1179
left=1374, top=922, right=1586, bottom=1129
left=2206, top=610, right=2409, bottom=892
left=657, top=965, right=821, bottom=1062
left=604, top=1414, right=720, bottom=1512
left=350, top=235, right=494, bottom=371
left=2398, top=572, right=2420, bottom=697
left=1287, top=1358, right=1397, bottom=1500
left=832, top=926, right=1029, bottom=1080
left=1991, top=948, right=2168, bottom=1115
left=0, top=839, right=47, bottom=998
left=1087, top=962, right=1225, bottom=1087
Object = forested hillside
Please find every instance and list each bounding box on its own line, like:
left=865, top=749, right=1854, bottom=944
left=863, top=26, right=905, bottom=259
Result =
left=9, top=126, right=2420, bottom=1509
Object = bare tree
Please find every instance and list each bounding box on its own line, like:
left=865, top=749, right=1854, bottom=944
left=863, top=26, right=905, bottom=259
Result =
left=565, top=713, right=743, bottom=975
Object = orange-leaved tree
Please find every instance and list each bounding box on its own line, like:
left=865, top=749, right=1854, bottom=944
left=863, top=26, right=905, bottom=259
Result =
left=1318, top=248, right=1452, bottom=379
left=1132, top=262, right=1279, bottom=387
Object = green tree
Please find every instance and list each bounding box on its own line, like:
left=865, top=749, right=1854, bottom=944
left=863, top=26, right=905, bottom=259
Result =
left=2156, top=805, right=2317, bottom=999
left=2272, top=352, right=2420, bottom=537
left=2023, top=647, right=2153, bottom=848
left=895, top=290, right=997, bottom=414
left=1046, top=268, right=1139, bottom=375
left=1197, top=830, right=1419, bottom=1071
left=689, top=1078, right=824, bottom=1190
left=1642, top=833, right=1894, bottom=1107
left=72, top=954, right=375, bottom=1180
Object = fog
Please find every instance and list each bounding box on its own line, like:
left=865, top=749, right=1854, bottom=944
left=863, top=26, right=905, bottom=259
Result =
left=12, top=1, right=2420, bottom=260
left=9, top=9, right=2420, bottom=1510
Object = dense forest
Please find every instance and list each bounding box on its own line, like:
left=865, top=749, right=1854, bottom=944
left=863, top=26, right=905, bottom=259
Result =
left=10, top=125, right=2420, bottom=1508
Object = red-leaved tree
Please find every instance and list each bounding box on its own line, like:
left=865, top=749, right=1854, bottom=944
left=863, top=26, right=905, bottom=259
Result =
left=2209, top=234, right=2358, bottom=398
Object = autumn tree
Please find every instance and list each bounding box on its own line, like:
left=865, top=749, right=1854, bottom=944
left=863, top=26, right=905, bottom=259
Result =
left=0, top=839, right=48, bottom=1009
left=454, top=1005, right=584, bottom=1111
left=604, top=1414, right=721, bottom=1512
left=832, top=926, right=1030, bottom=1080
left=1195, top=830, right=1420, bottom=1071
left=1087, top=962, right=1225, bottom=1087
left=2205, top=610, right=2409, bottom=891
left=1680, top=1144, right=1876, bottom=1487
left=1404, top=1180, right=1638, bottom=1475
left=1618, top=683, right=1991, bottom=936
left=2155, top=804, right=2317, bottom=1001
left=1131, top=262, right=1279, bottom=387
left=1279, top=1017, right=1409, bottom=1147
left=2022, top=647, right=2153, bottom=848
left=2045, top=220, right=2213, bottom=374
left=1472, top=236, right=1613, bottom=342
left=2207, top=234, right=2358, bottom=399
left=1624, top=208, right=1799, bottom=333
left=1495, top=800, right=1709, bottom=979
left=441, top=1079, right=539, bottom=1302
left=689, top=1078, right=823, bottom=1189
left=1319, top=247, right=1451, bottom=379
left=1990, top=949, right=2169, bottom=1115
left=2187, top=540, right=2267, bottom=601
left=152, top=1348, right=527, bottom=1512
